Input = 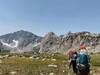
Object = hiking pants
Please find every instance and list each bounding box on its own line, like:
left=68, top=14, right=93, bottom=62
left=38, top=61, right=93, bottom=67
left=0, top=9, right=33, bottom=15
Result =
left=71, top=60, right=77, bottom=73
left=79, top=69, right=88, bottom=75
left=77, top=65, right=90, bottom=75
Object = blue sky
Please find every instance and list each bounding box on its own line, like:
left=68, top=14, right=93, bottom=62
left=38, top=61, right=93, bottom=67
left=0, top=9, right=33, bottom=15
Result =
left=0, top=0, right=100, bottom=36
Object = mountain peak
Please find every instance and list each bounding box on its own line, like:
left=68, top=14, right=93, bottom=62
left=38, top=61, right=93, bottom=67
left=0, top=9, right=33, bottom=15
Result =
left=14, top=30, right=34, bottom=35
left=44, top=32, right=57, bottom=38
left=0, top=30, right=42, bottom=53
left=47, top=32, right=55, bottom=35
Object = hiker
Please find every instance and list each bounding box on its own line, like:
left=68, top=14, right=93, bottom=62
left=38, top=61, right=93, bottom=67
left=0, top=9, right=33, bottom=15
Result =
left=76, top=44, right=90, bottom=75
left=67, top=48, right=78, bottom=73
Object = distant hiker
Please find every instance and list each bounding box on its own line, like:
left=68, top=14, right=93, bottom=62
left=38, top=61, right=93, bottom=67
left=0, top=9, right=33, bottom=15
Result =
left=76, top=44, right=90, bottom=75
left=67, top=48, right=78, bottom=73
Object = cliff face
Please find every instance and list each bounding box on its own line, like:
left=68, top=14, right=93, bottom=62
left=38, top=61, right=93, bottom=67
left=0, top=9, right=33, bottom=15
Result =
left=40, top=32, right=100, bottom=53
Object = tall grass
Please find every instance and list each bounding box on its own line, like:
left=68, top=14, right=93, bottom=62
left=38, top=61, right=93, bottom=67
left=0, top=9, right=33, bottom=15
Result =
left=0, top=53, right=99, bottom=75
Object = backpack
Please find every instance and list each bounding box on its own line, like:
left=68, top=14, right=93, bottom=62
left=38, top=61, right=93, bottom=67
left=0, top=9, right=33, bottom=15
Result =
left=70, top=52, right=77, bottom=61
left=77, top=54, right=89, bottom=70
left=79, top=54, right=89, bottom=65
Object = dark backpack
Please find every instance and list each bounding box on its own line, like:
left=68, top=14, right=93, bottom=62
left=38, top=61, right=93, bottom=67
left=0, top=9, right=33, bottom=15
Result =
left=70, top=52, right=77, bottom=61
left=79, top=54, right=89, bottom=65
left=77, top=54, right=89, bottom=70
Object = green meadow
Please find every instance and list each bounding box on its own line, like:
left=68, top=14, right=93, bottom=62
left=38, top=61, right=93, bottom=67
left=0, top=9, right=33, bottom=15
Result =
left=0, top=53, right=100, bottom=75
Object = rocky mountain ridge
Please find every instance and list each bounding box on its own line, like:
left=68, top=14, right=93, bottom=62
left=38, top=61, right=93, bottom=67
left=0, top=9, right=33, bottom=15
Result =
left=40, top=32, right=100, bottom=53
left=0, top=30, right=100, bottom=53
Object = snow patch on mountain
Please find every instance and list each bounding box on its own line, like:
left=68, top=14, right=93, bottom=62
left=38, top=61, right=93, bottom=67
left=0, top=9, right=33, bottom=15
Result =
left=33, top=43, right=41, bottom=47
left=13, top=40, right=19, bottom=47
left=0, top=40, right=19, bottom=48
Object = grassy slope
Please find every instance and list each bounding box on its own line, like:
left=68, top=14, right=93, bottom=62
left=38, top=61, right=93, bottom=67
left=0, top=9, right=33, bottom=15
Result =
left=0, top=53, right=100, bottom=75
